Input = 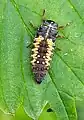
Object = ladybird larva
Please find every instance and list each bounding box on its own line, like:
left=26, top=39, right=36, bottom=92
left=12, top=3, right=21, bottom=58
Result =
left=31, top=20, right=58, bottom=84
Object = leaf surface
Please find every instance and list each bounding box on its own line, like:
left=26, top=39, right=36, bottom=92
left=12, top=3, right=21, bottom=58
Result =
left=0, top=0, right=84, bottom=119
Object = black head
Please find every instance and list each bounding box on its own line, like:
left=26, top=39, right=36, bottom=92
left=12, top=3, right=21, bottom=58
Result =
left=37, top=20, right=58, bottom=42
left=43, top=20, right=58, bottom=28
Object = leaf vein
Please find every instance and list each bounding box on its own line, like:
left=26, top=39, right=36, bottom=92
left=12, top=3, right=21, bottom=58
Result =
left=0, top=78, right=9, bottom=111
left=55, top=52, right=84, bottom=86
left=68, top=0, right=84, bottom=23
left=10, top=0, right=33, bottom=37
left=19, top=36, right=35, bottom=117
left=48, top=71, right=69, bottom=120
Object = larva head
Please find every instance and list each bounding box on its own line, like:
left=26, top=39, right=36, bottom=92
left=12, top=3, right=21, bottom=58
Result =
left=37, top=20, right=58, bottom=42
left=43, top=20, right=58, bottom=28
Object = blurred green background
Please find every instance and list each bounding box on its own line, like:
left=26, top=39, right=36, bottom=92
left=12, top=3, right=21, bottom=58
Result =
left=0, top=102, right=84, bottom=120
left=0, top=104, right=57, bottom=120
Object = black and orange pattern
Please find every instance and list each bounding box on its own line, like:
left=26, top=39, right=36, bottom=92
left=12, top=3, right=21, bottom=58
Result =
left=31, top=20, right=58, bottom=83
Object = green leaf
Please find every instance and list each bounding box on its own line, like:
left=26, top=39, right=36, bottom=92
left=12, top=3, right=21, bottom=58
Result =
left=0, top=0, right=24, bottom=113
left=0, top=0, right=84, bottom=120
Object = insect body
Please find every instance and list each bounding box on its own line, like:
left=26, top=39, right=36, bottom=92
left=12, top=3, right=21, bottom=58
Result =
left=31, top=20, right=58, bottom=84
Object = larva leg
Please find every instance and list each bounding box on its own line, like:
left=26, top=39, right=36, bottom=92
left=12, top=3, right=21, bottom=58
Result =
left=58, top=22, right=72, bottom=30
left=54, top=44, right=61, bottom=51
left=42, top=9, right=46, bottom=21
left=55, top=47, right=61, bottom=51
left=26, top=43, right=33, bottom=48
left=29, top=9, right=46, bottom=29
left=29, top=21, right=37, bottom=30
left=56, top=34, right=64, bottom=39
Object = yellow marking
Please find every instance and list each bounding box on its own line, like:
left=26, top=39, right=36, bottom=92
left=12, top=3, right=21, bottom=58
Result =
left=48, top=40, right=53, bottom=43
left=33, top=42, right=40, bottom=45
left=32, top=57, right=37, bottom=60
left=31, top=35, right=44, bottom=65
left=45, top=58, right=52, bottom=62
left=45, top=55, right=52, bottom=67
left=47, top=47, right=54, bottom=51
left=33, top=43, right=39, bottom=46
left=47, top=45, right=53, bottom=48
left=31, top=54, right=37, bottom=58
left=31, top=59, right=36, bottom=65
left=32, top=51, right=38, bottom=54
left=32, top=48, right=38, bottom=54
left=46, top=53, right=53, bottom=58
left=46, top=53, right=50, bottom=56
left=47, top=51, right=53, bottom=55
left=43, top=39, right=54, bottom=67
left=46, top=56, right=51, bottom=59
left=31, top=59, right=36, bottom=63
left=35, top=35, right=44, bottom=42
left=45, top=62, right=50, bottom=66
left=31, top=47, right=38, bottom=65
left=47, top=42, right=54, bottom=46
left=47, top=41, right=53, bottom=45
left=47, top=67, right=49, bottom=70
left=47, top=39, right=55, bottom=52
left=47, top=38, right=53, bottom=41
left=34, top=38, right=41, bottom=42
left=47, top=44, right=53, bottom=47
left=48, top=45, right=54, bottom=49
left=32, top=48, right=38, bottom=51
left=33, top=57, right=37, bottom=60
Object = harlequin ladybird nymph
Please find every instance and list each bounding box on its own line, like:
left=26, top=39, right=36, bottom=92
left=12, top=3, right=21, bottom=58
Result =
left=31, top=20, right=58, bottom=84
